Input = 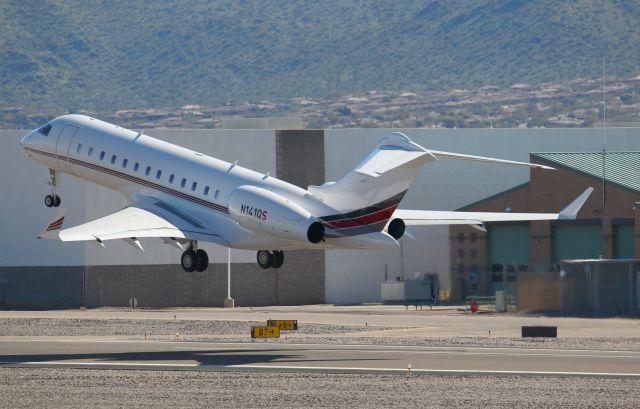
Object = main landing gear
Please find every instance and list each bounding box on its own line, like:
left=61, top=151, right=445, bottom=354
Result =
left=44, top=169, right=61, bottom=208
left=181, top=241, right=209, bottom=273
left=257, top=250, right=284, bottom=269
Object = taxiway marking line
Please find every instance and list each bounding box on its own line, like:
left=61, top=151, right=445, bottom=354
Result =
left=1, top=361, right=639, bottom=378
left=231, top=364, right=640, bottom=377
left=4, top=338, right=640, bottom=354
left=2, top=340, right=638, bottom=359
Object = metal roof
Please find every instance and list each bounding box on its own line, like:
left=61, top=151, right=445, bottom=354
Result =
left=532, top=152, right=640, bottom=193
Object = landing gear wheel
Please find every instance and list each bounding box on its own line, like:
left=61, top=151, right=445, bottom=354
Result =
left=45, top=169, right=61, bottom=207
left=45, top=194, right=61, bottom=207
left=181, top=250, right=197, bottom=273
left=195, top=249, right=209, bottom=272
left=257, top=250, right=272, bottom=269
left=271, top=251, right=284, bottom=269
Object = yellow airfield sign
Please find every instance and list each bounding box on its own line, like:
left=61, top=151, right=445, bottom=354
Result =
left=251, top=326, right=280, bottom=338
left=266, top=319, right=298, bottom=331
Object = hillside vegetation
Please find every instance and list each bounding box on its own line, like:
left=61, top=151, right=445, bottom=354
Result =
left=1, top=0, right=639, bottom=112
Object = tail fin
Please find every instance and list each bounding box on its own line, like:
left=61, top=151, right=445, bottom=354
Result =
left=311, top=132, right=557, bottom=236
left=309, top=132, right=435, bottom=213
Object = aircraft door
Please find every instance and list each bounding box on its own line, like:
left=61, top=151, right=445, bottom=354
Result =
left=55, top=124, right=79, bottom=174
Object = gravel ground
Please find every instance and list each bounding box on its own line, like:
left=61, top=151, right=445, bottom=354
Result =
left=1, top=318, right=639, bottom=351
left=1, top=367, right=638, bottom=408
left=0, top=318, right=381, bottom=336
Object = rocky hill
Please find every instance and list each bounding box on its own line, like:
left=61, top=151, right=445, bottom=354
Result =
left=2, top=0, right=639, bottom=112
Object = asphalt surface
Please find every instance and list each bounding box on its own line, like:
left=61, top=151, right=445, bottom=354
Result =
left=2, top=307, right=639, bottom=407
left=1, top=339, right=639, bottom=377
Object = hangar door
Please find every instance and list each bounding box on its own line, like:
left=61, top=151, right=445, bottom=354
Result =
left=614, top=225, right=635, bottom=259
left=489, top=225, right=531, bottom=266
left=489, top=225, right=530, bottom=294
left=553, top=225, right=602, bottom=263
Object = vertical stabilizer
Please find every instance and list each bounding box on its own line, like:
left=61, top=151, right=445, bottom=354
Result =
left=309, top=132, right=435, bottom=213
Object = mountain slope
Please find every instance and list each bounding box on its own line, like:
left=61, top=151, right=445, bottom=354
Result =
left=1, top=0, right=639, bottom=111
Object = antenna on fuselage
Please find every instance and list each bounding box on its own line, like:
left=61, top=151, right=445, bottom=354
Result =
left=227, top=160, right=238, bottom=172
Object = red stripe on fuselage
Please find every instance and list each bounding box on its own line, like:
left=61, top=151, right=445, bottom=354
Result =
left=323, top=204, right=398, bottom=229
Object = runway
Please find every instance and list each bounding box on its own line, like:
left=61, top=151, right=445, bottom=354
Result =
left=1, top=339, right=639, bottom=377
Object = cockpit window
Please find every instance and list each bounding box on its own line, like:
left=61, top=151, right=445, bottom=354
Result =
left=38, top=124, right=52, bottom=136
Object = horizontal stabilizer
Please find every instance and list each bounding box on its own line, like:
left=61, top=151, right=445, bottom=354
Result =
left=428, top=149, right=555, bottom=170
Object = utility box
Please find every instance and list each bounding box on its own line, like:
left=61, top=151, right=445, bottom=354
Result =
left=381, top=273, right=440, bottom=304
left=381, top=281, right=406, bottom=302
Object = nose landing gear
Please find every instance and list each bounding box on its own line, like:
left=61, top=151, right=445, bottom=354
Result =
left=44, top=169, right=61, bottom=207
left=180, top=241, right=209, bottom=272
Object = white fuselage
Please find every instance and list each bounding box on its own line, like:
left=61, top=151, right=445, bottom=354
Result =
left=20, top=115, right=399, bottom=251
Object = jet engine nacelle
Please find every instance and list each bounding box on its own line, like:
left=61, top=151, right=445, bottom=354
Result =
left=386, top=218, right=405, bottom=240
left=228, top=185, right=324, bottom=244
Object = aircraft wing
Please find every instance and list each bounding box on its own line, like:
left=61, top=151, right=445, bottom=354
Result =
left=394, top=187, right=593, bottom=227
left=38, top=197, right=228, bottom=247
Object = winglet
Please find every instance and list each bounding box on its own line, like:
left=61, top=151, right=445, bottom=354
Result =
left=558, top=187, right=594, bottom=220
left=38, top=209, right=65, bottom=240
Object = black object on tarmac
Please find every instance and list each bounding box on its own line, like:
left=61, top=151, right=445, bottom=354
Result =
left=521, top=326, right=557, bottom=338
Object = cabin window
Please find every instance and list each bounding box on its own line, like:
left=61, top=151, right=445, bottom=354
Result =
left=76, top=144, right=82, bottom=153
left=191, top=182, right=197, bottom=192
left=111, top=155, right=117, bottom=165
left=145, top=166, right=151, bottom=176
left=88, top=147, right=94, bottom=157
left=169, top=174, right=175, bottom=184
left=204, top=186, right=210, bottom=195
left=214, top=189, right=220, bottom=199
left=181, top=178, right=186, bottom=188
left=99, top=151, right=105, bottom=161
left=133, top=162, right=139, bottom=172
left=122, top=158, right=128, bottom=168
left=156, top=170, right=162, bottom=179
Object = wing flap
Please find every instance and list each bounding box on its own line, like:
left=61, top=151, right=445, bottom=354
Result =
left=59, top=207, right=186, bottom=241
left=40, top=198, right=228, bottom=246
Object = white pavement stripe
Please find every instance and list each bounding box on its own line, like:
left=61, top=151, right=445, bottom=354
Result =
left=2, top=361, right=638, bottom=378
left=230, top=364, right=640, bottom=377
left=5, top=339, right=640, bottom=356
left=24, top=361, right=199, bottom=367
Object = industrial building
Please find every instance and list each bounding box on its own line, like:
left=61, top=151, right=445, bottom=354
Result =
left=450, top=151, right=640, bottom=311
left=1, top=125, right=639, bottom=308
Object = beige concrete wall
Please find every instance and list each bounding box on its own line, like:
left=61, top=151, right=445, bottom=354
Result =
left=85, top=252, right=324, bottom=307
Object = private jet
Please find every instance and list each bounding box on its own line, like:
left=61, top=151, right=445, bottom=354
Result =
left=21, top=115, right=592, bottom=272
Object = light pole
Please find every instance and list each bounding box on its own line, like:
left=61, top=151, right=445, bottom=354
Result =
left=224, top=247, right=234, bottom=308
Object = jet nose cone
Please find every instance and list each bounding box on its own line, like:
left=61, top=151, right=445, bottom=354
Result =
left=20, top=131, right=34, bottom=149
